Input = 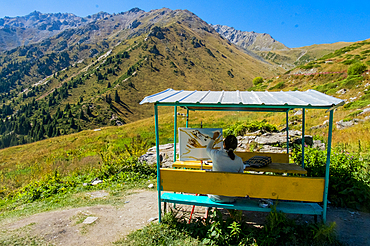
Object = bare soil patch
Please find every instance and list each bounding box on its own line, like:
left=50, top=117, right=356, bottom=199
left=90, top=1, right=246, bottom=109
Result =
left=3, top=190, right=158, bottom=245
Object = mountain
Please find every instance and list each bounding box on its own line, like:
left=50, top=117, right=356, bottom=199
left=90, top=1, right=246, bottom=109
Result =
left=0, top=10, right=116, bottom=52
left=212, top=24, right=288, bottom=51
left=213, top=24, right=352, bottom=70
left=0, top=8, right=281, bottom=149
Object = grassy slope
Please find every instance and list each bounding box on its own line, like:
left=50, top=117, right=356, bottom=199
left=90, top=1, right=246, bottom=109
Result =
left=254, top=39, right=370, bottom=152
left=257, top=41, right=352, bottom=69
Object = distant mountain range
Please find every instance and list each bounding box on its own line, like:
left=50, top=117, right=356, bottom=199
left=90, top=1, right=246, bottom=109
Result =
left=0, top=10, right=114, bottom=51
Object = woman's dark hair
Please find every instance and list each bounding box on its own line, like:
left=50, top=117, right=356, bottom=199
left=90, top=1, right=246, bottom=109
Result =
left=224, top=135, right=237, bottom=160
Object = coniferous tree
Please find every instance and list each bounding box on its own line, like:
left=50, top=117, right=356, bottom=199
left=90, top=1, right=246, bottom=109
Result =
left=64, top=103, right=70, bottom=112
left=70, top=118, right=76, bottom=128
left=79, top=109, right=85, bottom=119
left=114, top=90, right=120, bottom=103
left=86, top=106, right=91, bottom=116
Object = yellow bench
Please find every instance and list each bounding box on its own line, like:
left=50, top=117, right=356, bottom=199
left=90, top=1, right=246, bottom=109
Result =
left=160, top=168, right=325, bottom=217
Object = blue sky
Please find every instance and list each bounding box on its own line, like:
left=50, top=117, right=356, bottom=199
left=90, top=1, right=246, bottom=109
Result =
left=1, top=0, right=369, bottom=48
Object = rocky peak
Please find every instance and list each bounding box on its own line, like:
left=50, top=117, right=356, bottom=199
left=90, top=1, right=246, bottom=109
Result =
left=212, top=24, right=288, bottom=51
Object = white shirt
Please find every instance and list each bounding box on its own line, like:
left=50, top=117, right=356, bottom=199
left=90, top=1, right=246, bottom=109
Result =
left=206, top=139, right=244, bottom=203
left=206, top=139, right=244, bottom=173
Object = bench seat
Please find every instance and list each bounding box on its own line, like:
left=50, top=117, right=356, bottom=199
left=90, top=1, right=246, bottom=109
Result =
left=162, top=192, right=323, bottom=215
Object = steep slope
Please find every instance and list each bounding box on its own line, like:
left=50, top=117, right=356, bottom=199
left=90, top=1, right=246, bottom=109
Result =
left=213, top=24, right=352, bottom=70
left=0, top=8, right=281, bottom=149
left=212, top=24, right=287, bottom=51
left=255, top=39, right=370, bottom=111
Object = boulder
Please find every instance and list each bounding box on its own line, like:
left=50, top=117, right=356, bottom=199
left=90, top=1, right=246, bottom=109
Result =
left=255, top=132, right=287, bottom=145
left=293, top=135, right=313, bottom=146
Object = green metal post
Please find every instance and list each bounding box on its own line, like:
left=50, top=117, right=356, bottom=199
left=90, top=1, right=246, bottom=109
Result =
left=186, top=108, right=189, bottom=128
left=301, top=109, right=305, bottom=169
left=323, top=110, right=334, bottom=223
left=154, top=104, right=162, bottom=223
left=286, top=111, right=289, bottom=155
left=174, top=106, right=177, bottom=162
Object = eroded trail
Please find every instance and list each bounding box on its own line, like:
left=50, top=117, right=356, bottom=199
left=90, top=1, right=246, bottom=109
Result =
left=4, top=190, right=158, bottom=245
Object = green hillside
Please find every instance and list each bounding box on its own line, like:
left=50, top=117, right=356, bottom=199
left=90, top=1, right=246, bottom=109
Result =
left=257, top=42, right=352, bottom=69
left=0, top=8, right=281, bottom=149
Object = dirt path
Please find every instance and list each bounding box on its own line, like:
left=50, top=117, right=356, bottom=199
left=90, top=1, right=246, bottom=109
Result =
left=3, top=190, right=370, bottom=245
left=4, top=190, right=158, bottom=245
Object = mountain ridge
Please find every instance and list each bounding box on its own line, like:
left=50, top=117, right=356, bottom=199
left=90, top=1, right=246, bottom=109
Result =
left=212, top=24, right=288, bottom=51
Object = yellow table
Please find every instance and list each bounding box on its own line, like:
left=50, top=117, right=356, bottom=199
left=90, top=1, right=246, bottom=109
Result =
left=172, top=160, right=307, bottom=175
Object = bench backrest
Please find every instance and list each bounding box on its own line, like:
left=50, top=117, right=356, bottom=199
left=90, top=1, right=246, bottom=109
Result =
left=160, top=168, right=324, bottom=202
left=235, top=151, right=289, bottom=163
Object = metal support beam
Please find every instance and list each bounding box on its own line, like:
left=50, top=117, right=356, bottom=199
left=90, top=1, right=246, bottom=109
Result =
left=323, top=110, right=334, bottom=223
left=174, top=106, right=177, bottom=162
left=286, top=111, right=289, bottom=155
left=186, top=108, right=189, bottom=128
left=301, top=108, right=305, bottom=169
left=154, top=104, right=162, bottom=223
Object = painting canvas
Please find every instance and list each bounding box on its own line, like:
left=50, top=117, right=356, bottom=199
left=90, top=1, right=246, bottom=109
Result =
left=179, top=128, right=223, bottom=161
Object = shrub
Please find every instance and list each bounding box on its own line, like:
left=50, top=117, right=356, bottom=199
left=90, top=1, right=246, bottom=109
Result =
left=224, top=120, right=278, bottom=137
left=252, top=76, right=264, bottom=86
left=122, top=208, right=340, bottom=246
left=347, top=62, right=367, bottom=75
left=269, top=81, right=285, bottom=90
left=292, top=145, right=370, bottom=210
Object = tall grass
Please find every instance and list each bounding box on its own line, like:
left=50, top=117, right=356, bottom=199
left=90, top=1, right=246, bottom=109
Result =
left=120, top=208, right=341, bottom=246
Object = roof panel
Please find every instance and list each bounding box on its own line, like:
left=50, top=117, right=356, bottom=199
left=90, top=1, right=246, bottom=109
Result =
left=201, top=91, right=223, bottom=103
left=139, top=88, right=345, bottom=110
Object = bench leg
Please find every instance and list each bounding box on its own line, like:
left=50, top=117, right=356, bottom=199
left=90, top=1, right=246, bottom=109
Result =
left=314, top=215, right=317, bottom=223
left=164, top=202, right=167, bottom=214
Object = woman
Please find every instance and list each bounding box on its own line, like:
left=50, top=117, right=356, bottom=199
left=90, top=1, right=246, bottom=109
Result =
left=206, top=131, right=244, bottom=203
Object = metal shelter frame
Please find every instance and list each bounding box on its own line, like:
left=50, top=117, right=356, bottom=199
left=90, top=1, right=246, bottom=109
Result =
left=140, top=89, right=344, bottom=223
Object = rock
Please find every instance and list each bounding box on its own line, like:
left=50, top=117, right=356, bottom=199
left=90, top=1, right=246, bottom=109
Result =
left=323, top=120, right=329, bottom=125
left=83, top=217, right=98, bottom=224
left=336, top=120, right=355, bottom=130
left=359, top=108, right=370, bottom=115
left=310, top=124, right=326, bottom=130
left=140, top=143, right=179, bottom=168
left=294, top=110, right=302, bottom=116
left=90, top=178, right=103, bottom=185
left=116, top=120, right=124, bottom=126
left=337, top=89, right=347, bottom=95
left=259, top=145, right=286, bottom=153
left=293, top=136, right=313, bottom=146
left=312, top=140, right=326, bottom=150
left=148, top=184, right=154, bottom=188
left=147, top=217, right=158, bottom=223
left=255, top=132, right=287, bottom=145
left=93, top=128, right=101, bottom=131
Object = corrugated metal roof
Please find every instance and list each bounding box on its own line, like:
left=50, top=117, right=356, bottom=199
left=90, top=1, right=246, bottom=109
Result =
left=140, top=88, right=344, bottom=110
